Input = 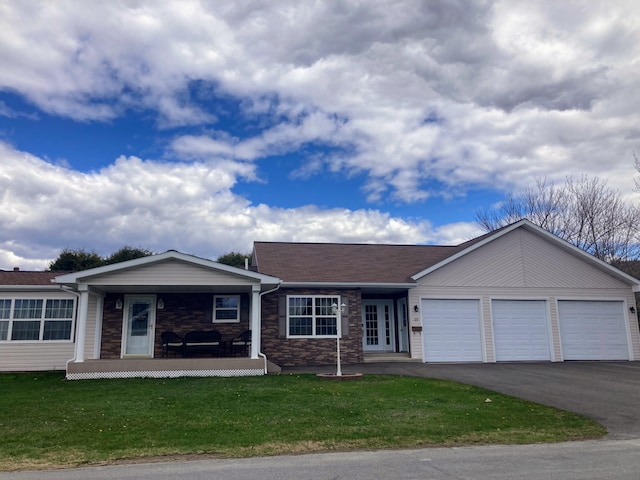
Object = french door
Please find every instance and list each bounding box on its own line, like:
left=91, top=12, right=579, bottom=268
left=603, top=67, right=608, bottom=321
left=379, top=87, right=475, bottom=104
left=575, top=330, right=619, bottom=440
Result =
left=122, top=295, right=156, bottom=357
left=362, top=300, right=395, bottom=352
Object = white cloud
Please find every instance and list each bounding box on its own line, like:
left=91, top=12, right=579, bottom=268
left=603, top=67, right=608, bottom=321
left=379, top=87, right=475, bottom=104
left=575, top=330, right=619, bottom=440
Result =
left=171, top=110, right=347, bottom=165
left=0, top=142, right=454, bottom=270
left=1, top=1, right=638, bottom=200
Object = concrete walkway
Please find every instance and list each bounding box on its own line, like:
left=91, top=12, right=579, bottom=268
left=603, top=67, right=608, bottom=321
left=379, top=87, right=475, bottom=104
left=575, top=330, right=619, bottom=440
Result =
left=283, top=361, right=640, bottom=439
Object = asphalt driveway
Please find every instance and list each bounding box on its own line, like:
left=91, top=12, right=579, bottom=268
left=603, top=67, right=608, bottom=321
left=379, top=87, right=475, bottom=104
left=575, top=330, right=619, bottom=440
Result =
left=283, top=362, right=640, bottom=440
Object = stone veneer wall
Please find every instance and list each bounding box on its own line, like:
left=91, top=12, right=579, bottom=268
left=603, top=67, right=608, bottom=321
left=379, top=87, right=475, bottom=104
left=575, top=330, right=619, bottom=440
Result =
left=260, top=287, right=363, bottom=367
left=101, top=292, right=251, bottom=359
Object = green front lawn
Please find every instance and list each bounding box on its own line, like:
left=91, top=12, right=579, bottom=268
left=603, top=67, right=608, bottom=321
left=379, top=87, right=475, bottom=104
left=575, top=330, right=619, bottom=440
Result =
left=0, top=372, right=605, bottom=470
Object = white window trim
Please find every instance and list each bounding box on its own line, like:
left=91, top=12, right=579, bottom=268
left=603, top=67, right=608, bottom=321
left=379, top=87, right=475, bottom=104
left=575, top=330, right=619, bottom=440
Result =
left=286, top=295, right=340, bottom=339
left=213, top=295, right=241, bottom=323
left=0, top=296, right=76, bottom=343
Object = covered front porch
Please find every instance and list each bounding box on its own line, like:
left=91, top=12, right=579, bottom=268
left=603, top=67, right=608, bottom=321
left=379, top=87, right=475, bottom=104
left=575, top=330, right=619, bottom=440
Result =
left=54, top=251, right=282, bottom=380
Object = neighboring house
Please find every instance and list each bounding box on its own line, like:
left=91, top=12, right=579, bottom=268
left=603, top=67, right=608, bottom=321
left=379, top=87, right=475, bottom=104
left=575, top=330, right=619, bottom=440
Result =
left=0, top=269, right=75, bottom=371
left=1, top=220, right=639, bottom=379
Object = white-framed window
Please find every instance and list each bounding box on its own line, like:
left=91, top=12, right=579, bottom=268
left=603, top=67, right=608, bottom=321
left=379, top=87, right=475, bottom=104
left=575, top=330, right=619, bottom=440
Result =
left=0, top=299, right=11, bottom=341
left=0, top=298, right=75, bottom=342
left=213, top=295, right=240, bottom=323
left=287, top=295, right=340, bottom=338
left=44, top=299, right=75, bottom=340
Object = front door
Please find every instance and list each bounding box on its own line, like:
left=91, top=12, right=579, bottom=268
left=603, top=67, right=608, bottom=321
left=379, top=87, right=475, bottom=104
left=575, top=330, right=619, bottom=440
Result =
left=362, top=300, right=395, bottom=352
left=122, top=295, right=156, bottom=357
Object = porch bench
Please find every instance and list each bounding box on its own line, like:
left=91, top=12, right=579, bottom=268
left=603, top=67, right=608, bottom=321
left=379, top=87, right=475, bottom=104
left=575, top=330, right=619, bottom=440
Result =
left=183, top=330, right=223, bottom=357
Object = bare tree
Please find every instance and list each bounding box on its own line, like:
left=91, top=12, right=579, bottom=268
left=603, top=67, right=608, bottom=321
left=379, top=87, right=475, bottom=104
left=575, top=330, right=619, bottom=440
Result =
left=477, top=178, right=569, bottom=235
left=476, top=176, right=640, bottom=264
left=634, top=151, right=640, bottom=193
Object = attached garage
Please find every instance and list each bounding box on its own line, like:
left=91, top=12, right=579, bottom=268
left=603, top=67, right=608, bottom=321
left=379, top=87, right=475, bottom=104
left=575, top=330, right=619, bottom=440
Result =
left=410, top=220, right=640, bottom=364
left=558, top=300, right=629, bottom=360
left=492, top=300, right=551, bottom=361
left=422, top=299, right=483, bottom=362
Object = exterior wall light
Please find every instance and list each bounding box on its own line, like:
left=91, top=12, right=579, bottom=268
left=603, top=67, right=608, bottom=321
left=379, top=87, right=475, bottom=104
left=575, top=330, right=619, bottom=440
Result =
left=115, top=298, right=123, bottom=310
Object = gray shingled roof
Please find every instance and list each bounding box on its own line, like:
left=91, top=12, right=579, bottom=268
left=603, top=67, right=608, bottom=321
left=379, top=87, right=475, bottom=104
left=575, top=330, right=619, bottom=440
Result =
left=252, top=242, right=466, bottom=284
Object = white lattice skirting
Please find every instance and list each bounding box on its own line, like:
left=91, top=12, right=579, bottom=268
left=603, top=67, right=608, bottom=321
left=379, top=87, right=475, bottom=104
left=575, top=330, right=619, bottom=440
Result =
left=66, top=368, right=265, bottom=380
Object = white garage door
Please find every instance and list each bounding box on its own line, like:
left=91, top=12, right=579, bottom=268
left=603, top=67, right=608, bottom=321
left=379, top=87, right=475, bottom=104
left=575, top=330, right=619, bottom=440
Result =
left=558, top=301, right=628, bottom=360
left=422, top=299, right=482, bottom=362
left=492, top=300, right=551, bottom=361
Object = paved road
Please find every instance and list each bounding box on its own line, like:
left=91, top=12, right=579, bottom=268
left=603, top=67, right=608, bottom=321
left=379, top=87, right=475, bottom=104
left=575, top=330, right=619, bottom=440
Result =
left=3, top=439, right=640, bottom=480
left=285, top=361, right=640, bottom=439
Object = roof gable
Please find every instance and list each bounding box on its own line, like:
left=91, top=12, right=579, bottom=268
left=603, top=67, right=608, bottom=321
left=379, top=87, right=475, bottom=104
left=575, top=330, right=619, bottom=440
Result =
left=412, top=219, right=640, bottom=287
left=54, top=251, right=280, bottom=287
left=418, top=227, right=632, bottom=288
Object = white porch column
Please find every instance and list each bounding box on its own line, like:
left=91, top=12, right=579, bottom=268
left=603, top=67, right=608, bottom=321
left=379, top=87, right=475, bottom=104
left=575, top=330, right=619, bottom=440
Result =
left=250, top=285, right=261, bottom=359
left=74, top=285, right=90, bottom=363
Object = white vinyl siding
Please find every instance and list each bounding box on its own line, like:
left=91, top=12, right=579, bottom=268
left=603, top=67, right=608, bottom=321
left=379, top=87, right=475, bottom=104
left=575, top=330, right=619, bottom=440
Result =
left=492, top=300, right=551, bottom=361
left=0, top=343, right=75, bottom=372
left=419, top=228, right=629, bottom=289
left=85, top=294, right=100, bottom=360
left=558, top=300, right=629, bottom=360
left=85, top=260, right=257, bottom=287
left=421, top=299, right=482, bottom=362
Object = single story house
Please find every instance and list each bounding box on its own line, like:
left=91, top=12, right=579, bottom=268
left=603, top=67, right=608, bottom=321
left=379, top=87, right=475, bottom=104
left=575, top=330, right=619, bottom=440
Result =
left=1, top=220, right=639, bottom=379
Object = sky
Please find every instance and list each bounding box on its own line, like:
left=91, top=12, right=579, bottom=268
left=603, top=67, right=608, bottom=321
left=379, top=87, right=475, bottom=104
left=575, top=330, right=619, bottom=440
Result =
left=1, top=0, right=640, bottom=270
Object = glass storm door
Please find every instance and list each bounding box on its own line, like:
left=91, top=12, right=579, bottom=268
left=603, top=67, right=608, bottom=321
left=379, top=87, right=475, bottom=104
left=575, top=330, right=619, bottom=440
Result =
left=123, top=296, right=156, bottom=357
left=362, top=300, right=395, bottom=352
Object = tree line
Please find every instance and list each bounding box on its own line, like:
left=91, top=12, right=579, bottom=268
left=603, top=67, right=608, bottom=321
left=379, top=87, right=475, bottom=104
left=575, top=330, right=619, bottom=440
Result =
left=48, top=247, right=251, bottom=271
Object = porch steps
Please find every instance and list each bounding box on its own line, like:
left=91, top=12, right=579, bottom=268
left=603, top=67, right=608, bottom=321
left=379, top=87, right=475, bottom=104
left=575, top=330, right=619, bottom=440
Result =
left=363, top=352, right=419, bottom=363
